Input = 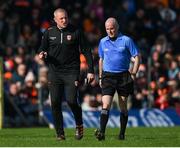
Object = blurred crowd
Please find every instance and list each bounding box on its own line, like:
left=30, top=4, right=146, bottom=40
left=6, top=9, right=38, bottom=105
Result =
left=0, top=0, right=179, bottom=126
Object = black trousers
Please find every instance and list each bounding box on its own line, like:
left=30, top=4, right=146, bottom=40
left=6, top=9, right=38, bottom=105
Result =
left=48, top=73, right=83, bottom=135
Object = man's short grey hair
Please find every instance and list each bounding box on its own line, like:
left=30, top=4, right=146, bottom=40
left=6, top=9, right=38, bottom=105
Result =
left=54, top=8, right=67, bottom=17
left=105, top=17, right=119, bottom=29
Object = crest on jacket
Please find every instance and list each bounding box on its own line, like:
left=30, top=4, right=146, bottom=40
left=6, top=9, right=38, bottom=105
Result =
left=67, top=35, right=72, bottom=41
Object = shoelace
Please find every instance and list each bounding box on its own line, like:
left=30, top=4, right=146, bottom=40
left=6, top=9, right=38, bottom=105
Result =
left=75, top=125, right=83, bottom=135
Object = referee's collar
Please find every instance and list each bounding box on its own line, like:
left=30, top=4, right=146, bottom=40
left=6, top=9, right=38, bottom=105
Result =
left=106, top=33, right=122, bottom=41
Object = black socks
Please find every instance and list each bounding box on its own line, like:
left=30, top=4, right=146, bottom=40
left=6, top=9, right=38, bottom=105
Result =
left=100, top=109, right=109, bottom=133
left=120, top=112, right=128, bottom=135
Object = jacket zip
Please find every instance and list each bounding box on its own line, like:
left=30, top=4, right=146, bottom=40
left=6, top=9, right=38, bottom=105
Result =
left=60, top=31, right=63, bottom=44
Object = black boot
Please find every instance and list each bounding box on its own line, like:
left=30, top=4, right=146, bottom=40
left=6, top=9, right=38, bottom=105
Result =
left=57, top=131, right=65, bottom=141
left=75, top=124, right=83, bottom=140
left=94, top=129, right=105, bottom=141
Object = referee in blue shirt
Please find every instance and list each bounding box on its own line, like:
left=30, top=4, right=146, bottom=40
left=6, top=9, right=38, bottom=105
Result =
left=95, top=17, right=140, bottom=140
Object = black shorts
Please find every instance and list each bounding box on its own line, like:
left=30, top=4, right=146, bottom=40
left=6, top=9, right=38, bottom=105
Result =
left=102, top=71, right=134, bottom=97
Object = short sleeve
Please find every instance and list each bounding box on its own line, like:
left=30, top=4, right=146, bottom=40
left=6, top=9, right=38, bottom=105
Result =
left=126, top=37, right=139, bottom=57
left=98, top=40, right=104, bottom=59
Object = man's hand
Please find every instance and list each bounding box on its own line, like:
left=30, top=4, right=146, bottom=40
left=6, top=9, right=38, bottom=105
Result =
left=39, top=51, right=47, bottom=59
left=99, top=78, right=102, bottom=88
left=131, top=73, right=136, bottom=80
left=87, top=73, right=94, bottom=84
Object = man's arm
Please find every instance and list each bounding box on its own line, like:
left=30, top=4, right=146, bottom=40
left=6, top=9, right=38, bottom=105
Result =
left=38, top=30, right=49, bottom=60
left=99, top=58, right=103, bottom=87
left=125, top=37, right=140, bottom=79
left=82, top=50, right=94, bottom=74
left=78, top=29, right=94, bottom=82
left=78, top=30, right=94, bottom=74
left=131, top=55, right=140, bottom=80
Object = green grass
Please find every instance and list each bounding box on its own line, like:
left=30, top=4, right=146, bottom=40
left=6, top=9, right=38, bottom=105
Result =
left=0, top=127, right=180, bottom=147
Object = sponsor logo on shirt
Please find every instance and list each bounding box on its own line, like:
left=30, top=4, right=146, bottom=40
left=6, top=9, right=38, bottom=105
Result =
left=49, top=37, right=56, bottom=40
left=104, top=48, right=109, bottom=51
left=119, top=46, right=125, bottom=49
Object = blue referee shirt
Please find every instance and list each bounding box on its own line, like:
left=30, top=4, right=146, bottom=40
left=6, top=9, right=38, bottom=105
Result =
left=98, top=33, right=139, bottom=73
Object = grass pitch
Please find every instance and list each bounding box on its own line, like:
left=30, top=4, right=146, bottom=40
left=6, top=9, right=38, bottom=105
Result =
left=0, top=127, right=180, bottom=147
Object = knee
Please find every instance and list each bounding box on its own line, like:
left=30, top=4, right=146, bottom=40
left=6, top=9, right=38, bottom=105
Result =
left=101, top=95, right=113, bottom=110
left=67, top=101, right=79, bottom=108
left=120, top=96, right=127, bottom=102
left=50, top=98, right=60, bottom=108
left=102, top=103, right=111, bottom=110
left=67, top=100, right=73, bottom=105
left=51, top=102, right=61, bottom=110
left=66, top=94, right=78, bottom=105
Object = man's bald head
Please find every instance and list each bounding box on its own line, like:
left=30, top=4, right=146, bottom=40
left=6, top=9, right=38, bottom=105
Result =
left=53, top=8, right=68, bottom=29
left=105, top=17, right=119, bottom=38
left=54, top=8, right=67, bottom=17
left=105, top=17, right=119, bottom=30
